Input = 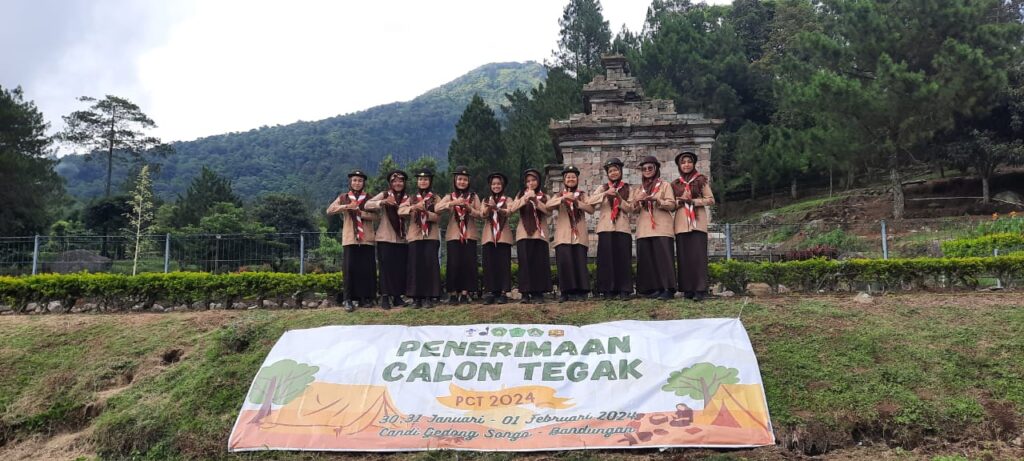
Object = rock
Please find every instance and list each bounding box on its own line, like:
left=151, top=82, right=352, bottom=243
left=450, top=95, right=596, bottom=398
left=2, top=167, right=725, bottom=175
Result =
left=210, top=302, right=223, bottom=310
left=191, top=301, right=206, bottom=310
left=82, top=303, right=97, bottom=312
left=262, top=299, right=278, bottom=309
left=232, top=302, right=247, bottom=310
left=247, top=304, right=259, bottom=310
left=854, top=292, right=873, bottom=304
left=152, top=304, right=165, bottom=312
left=716, top=290, right=735, bottom=297
left=993, top=190, right=1024, bottom=206
left=0, top=304, right=10, bottom=313
left=759, top=213, right=779, bottom=226
left=42, top=249, right=112, bottom=274
left=778, top=284, right=791, bottom=294
left=805, top=219, right=824, bottom=231
left=302, top=300, right=318, bottom=308
left=1, top=311, right=15, bottom=316
left=318, top=300, right=331, bottom=309
left=173, top=305, right=189, bottom=312
left=26, top=302, right=39, bottom=312
left=747, top=283, right=772, bottom=297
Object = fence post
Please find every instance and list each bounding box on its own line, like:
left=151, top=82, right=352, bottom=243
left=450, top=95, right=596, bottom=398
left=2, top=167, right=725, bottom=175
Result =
left=880, top=220, right=889, bottom=260
left=725, top=223, right=733, bottom=261
left=994, top=248, right=1002, bottom=289
left=163, top=233, right=171, bottom=273
left=31, top=234, right=40, bottom=275
left=299, top=233, right=305, bottom=275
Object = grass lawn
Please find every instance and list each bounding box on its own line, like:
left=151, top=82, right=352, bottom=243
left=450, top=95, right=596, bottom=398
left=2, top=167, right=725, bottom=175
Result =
left=0, top=293, right=1022, bottom=460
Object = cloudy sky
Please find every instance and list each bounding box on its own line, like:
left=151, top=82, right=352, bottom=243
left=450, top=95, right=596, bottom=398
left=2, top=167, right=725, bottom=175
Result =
left=2, top=0, right=727, bottom=144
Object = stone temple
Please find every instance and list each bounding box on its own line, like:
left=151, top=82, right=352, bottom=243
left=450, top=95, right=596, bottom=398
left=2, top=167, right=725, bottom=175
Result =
left=547, top=54, right=724, bottom=253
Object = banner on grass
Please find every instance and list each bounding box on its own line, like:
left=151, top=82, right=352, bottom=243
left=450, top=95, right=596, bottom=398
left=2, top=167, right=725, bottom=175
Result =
left=228, top=319, right=774, bottom=452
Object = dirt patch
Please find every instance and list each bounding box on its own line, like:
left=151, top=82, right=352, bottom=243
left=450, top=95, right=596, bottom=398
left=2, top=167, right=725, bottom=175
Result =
left=0, top=427, right=94, bottom=461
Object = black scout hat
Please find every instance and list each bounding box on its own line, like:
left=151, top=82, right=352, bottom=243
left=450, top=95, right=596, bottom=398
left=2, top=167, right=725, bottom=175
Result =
left=675, top=151, right=698, bottom=165
left=561, top=165, right=581, bottom=177
left=487, top=172, right=508, bottom=184
left=639, top=155, right=661, bottom=167
left=414, top=168, right=434, bottom=178
left=603, top=157, right=624, bottom=170
left=348, top=169, right=368, bottom=179
left=522, top=168, right=543, bottom=181
left=452, top=165, right=470, bottom=177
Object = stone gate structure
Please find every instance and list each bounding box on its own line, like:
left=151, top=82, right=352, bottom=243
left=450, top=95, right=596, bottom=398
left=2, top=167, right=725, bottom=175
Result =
left=547, top=55, right=724, bottom=253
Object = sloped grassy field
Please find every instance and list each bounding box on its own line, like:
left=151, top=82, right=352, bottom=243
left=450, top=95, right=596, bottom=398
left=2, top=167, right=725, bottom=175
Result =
left=0, top=293, right=1022, bottom=460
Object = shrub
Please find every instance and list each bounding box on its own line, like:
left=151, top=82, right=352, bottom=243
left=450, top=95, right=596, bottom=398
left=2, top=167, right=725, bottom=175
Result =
left=941, top=233, right=1024, bottom=257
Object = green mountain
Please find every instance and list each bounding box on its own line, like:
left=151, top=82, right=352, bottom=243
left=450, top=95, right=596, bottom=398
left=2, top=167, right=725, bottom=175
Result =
left=56, top=61, right=547, bottom=202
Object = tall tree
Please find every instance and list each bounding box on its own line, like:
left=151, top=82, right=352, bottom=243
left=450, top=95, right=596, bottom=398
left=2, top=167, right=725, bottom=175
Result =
left=59, top=95, right=172, bottom=197
left=170, top=166, right=241, bottom=228
left=776, top=0, right=1023, bottom=218
left=447, top=94, right=508, bottom=192
left=0, top=85, right=63, bottom=236
left=253, top=193, right=317, bottom=233
left=555, top=0, right=613, bottom=78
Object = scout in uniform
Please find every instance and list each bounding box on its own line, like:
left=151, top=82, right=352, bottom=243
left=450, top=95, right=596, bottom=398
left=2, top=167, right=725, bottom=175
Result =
left=546, top=165, right=595, bottom=302
left=631, top=156, right=677, bottom=300
left=435, top=166, right=482, bottom=305
left=365, top=169, right=409, bottom=309
left=509, top=169, right=553, bottom=304
left=325, top=169, right=377, bottom=312
left=672, top=151, right=715, bottom=301
left=478, top=172, right=514, bottom=304
left=398, top=168, right=442, bottom=308
left=586, top=158, right=635, bottom=300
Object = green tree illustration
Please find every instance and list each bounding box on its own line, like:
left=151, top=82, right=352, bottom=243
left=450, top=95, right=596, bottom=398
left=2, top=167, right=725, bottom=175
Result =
left=247, top=359, right=319, bottom=425
left=662, top=362, right=740, bottom=409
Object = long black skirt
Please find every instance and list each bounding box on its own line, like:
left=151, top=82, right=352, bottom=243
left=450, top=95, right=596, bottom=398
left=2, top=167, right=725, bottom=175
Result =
left=482, top=242, right=512, bottom=294
left=556, top=244, right=589, bottom=294
left=446, top=239, right=479, bottom=292
left=596, top=231, right=632, bottom=294
left=343, top=244, right=377, bottom=300
left=516, top=239, right=552, bottom=294
left=406, top=240, right=442, bottom=298
left=675, top=231, right=709, bottom=293
left=636, top=237, right=676, bottom=294
left=376, top=242, right=407, bottom=296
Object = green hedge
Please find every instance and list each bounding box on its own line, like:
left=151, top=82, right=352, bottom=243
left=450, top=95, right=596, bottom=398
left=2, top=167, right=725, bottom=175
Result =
left=941, top=232, right=1024, bottom=257
left=2, top=256, right=1022, bottom=311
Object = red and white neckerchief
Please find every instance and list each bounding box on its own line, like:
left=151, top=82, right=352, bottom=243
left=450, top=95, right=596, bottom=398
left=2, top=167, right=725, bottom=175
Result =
left=530, top=191, right=546, bottom=238
left=451, top=192, right=470, bottom=243
left=607, top=181, right=624, bottom=222
left=643, top=180, right=661, bottom=229
left=490, top=196, right=507, bottom=242
left=415, top=192, right=434, bottom=237
left=347, top=191, right=368, bottom=241
left=564, top=190, right=582, bottom=242
left=678, top=176, right=698, bottom=229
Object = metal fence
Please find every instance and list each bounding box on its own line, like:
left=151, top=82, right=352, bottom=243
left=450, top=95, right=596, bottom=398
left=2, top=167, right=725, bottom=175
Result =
left=1, top=216, right=1021, bottom=276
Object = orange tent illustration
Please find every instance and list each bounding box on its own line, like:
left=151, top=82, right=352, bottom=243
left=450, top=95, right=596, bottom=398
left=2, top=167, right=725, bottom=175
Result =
left=259, top=382, right=407, bottom=436
left=693, top=384, right=770, bottom=432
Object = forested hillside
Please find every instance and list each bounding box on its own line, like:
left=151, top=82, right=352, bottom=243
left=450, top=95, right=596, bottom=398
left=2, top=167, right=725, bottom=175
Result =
left=55, top=62, right=546, bottom=201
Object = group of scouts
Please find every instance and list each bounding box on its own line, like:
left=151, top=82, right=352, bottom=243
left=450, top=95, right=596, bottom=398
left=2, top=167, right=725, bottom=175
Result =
left=326, top=151, right=714, bottom=312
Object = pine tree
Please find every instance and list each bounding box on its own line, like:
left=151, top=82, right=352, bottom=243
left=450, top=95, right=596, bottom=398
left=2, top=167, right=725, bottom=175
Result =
left=0, top=85, right=63, bottom=236
left=447, top=95, right=508, bottom=193
left=170, top=167, right=241, bottom=228
left=555, top=0, right=612, bottom=78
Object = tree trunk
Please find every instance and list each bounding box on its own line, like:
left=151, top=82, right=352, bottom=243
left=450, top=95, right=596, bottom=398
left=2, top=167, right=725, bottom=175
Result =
left=890, top=165, right=905, bottom=220
left=982, top=175, right=991, bottom=204
left=105, top=148, right=113, bottom=198
left=790, top=178, right=798, bottom=200
left=846, top=168, right=854, bottom=191
left=249, top=376, right=278, bottom=424
left=829, top=165, right=834, bottom=198
left=750, top=176, right=756, bottom=200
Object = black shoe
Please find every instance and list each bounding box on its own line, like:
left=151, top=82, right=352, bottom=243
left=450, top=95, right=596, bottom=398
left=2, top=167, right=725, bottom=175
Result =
left=572, top=292, right=587, bottom=302
left=683, top=291, right=695, bottom=300
left=413, top=298, right=423, bottom=309
left=449, top=295, right=460, bottom=306
left=484, top=294, right=496, bottom=305
left=532, top=294, right=546, bottom=304
left=343, top=300, right=355, bottom=312
left=520, top=294, right=531, bottom=304
left=381, top=296, right=392, bottom=310
left=394, top=296, right=407, bottom=307
left=363, top=298, right=375, bottom=308
left=693, top=291, right=706, bottom=302
left=497, top=294, right=509, bottom=304
left=424, top=298, right=435, bottom=309
left=658, top=290, right=674, bottom=301
left=616, top=292, right=631, bottom=301
left=645, top=290, right=661, bottom=299
left=559, top=293, right=570, bottom=303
